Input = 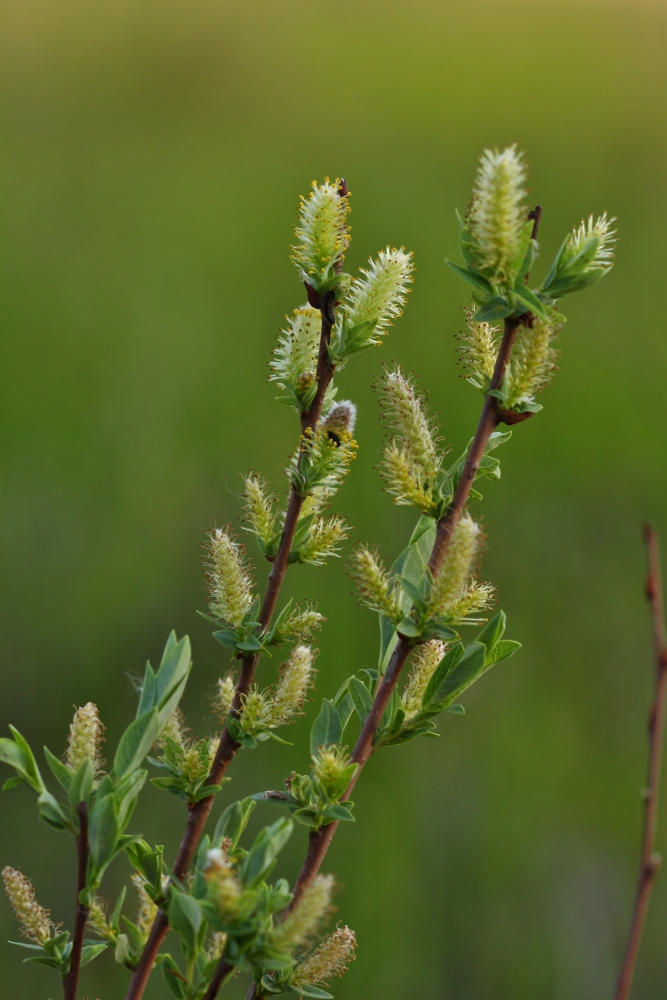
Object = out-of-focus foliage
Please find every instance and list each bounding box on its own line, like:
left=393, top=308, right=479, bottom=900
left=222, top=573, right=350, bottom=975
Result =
left=1, top=1, right=666, bottom=998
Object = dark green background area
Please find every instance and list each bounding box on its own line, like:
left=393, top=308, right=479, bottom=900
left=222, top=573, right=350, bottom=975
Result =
left=1, top=1, right=666, bottom=996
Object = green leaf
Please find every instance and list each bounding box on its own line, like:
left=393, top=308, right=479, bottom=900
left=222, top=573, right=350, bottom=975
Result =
left=446, top=259, right=494, bottom=294
left=396, top=618, right=422, bottom=639
left=323, top=802, right=355, bottom=822
left=512, top=285, right=549, bottom=319
left=136, top=662, right=157, bottom=719
left=69, top=757, right=94, bottom=806
left=79, top=943, right=108, bottom=968
left=348, top=677, right=372, bottom=723
left=89, top=794, right=120, bottom=871
left=241, top=817, right=293, bottom=888
left=162, top=954, right=187, bottom=999
left=0, top=728, right=45, bottom=794
left=296, top=985, right=334, bottom=998
left=378, top=614, right=398, bottom=673
left=472, top=296, right=512, bottom=323
left=310, top=700, right=342, bottom=756
left=113, top=709, right=160, bottom=779
left=168, top=892, right=202, bottom=954
left=476, top=610, right=506, bottom=655
left=214, top=797, right=256, bottom=848
left=486, top=639, right=522, bottom=664
left=2, top=776, right=22, bottom=791
left=43, top=746, right=73, bottom=794
left=37, top=790, right=69, bottom=830
left=427, top=640, right=489, bottom=708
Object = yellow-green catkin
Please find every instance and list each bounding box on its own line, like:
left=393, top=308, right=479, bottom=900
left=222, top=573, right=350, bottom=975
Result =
left=156, top=707, right=188, bottom=749
left=130, top=875, right=157, bottom=938
left=239, top=685, right=273, bottom=735
left=345, top=248, right=414, bottom=340
left=428, top=514, right=481, bottom=618
left=2, top=867, right=52, bottom=944
left=381, top=368, right=440, bottom=477
left=205, top=528, right=254, bottom=627
left=269, top=306, right=321, bottom=395
left=205, top=849, right=243, bottom=921
left=65, top=702, right=104, bottom=777
left=269, top=645, right=315, bottom=726
left=311, top=745, right=355, bottom=795
left=273, top=874, right=334, bottom=951
left=212, top=674, right=236, bottom=723
left=279, top=603, right=325, bottom=643
left=243, top=475, right=278, bottom=548
left=87, top=897, right=112, bottom=939
left=401, top=641, right=446, bottom=718
left=179, top=742, right=209, bottom=782
left=564, top=212, right=616, bottom=271
left=298, top=515, right=349, bottom=566
left=206, top=930, right=228, bottom=962
left=470, top=145, right=528, bottom=282
left=349, top=545, right=400, bottom=619
left=292, top=179, right=350, bottom=288
left=292, top=925, right=357, bottom=987
left=458, top=308, right=500, bottom=392
left=508, top=316, right=559, bottom=404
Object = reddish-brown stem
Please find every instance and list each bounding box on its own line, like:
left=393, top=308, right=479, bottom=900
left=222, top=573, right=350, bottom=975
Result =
left=62, top=802, right=89, bottom=1000
left=614, top=525, right=667, bottom=1000
left=125, top=302, right=337, bottom=1000
left=240, top=314, right=524, bottom=1000
left=202, top=960, right=235, bottom=1000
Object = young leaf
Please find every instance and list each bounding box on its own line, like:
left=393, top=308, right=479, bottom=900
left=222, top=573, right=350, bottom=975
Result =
left=168, top=892, right=202, bottom=955
left=89, top=794, right=120, bottom=872
left=310, top=700, right=343, bottom=756
left=113, top=709, right=160, bottom=779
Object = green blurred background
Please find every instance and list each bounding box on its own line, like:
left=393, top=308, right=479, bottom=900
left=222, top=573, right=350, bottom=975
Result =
left=2, top=0, right=666, bottom=996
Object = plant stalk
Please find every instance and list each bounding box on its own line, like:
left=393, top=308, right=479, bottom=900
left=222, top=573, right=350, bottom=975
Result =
left=124, top=300, right=337, bottom=1000
left=238, top=313, right=524, bottom=1000
left=62, top=802, right=90, bottom=1000
left=614, top=524, right=667, bottom=1000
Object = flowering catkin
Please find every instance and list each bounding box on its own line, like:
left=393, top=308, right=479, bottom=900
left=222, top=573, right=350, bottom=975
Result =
left=269, top=646, right=315, bottom=726
left=2, top=867, right=52, bottom=944
left=292, top=179, right=350, bottom=289
left=273, top=873, right=334, bottom=950
left=401, top=641, right=447, bottom=718
left=428, top=514, right=481, bottom=618
left=469, top=145, right=528, bottom=282
left=345, top=248, right=414, bottom=340
left=349, top=545, right=400, bottom=619
left=65, top=702, right=104, bottom=776
left=292, top=925, right=357, bottom=986
left=205, top=528, right=254, bottom=626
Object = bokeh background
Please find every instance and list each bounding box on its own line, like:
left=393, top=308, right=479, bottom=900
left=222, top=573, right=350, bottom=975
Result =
left=2, top=0, right=667, bottom=997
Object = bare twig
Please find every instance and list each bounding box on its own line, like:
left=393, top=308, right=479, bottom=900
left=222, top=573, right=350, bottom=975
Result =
left=124, top=304, right=337, bottom=1000
left=62, top=802, right=90, bottom=1000
left=614, top=524, right=667, bottom=1000
left=238, top=312, right=525, bottom=1000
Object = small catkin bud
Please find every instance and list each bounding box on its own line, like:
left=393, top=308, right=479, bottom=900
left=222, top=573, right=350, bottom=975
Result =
left=380, top=368, right=440, bottom=478
left=320, top=400, right=357, bottom=437
left=239, top=686, right=273, bottom=735
left=205, top=528, right=254, bottom=627
left=212, top=674, right=236, bottom=723
left=292, top=179, right=350, bottom=290
left=179, top=742, right=209, bottom=782
left=205, top=850, right=243, bottom=920
left=2, top=867, right=52, bottom=944
left=345, top=248, right=414, bottom=340
left=298, top=515, right=350, bottom=566
left=208, top=736, right=220, bottom=767
left=469, top=144, right=528, bottom=282
left=87, top=897, right=112, bottom=939
left=274, top=873, right=335, bottom=950
left=243, top=475, right=279, bottom=547
left=401, top=640, right=447, bottom=718
left=458, top=308, right=501, bottom=393
left=312, top=745, right=354, bottom=796
left=428, top=514, right=481, bottom=618
left=269, top=645, right=316, bottom=726
left=65, top=702, right=104, bottom=777
left=131, top=875, right=157, bottom=938
left=292, top=925, right=357, bottom=987
left=349, top=545, right=400, bottom=619
left=206, top=930, right=228, bottom=962
left=563, top=212, right=616, bottom=272
left=156, top=707, right=188, bottom=749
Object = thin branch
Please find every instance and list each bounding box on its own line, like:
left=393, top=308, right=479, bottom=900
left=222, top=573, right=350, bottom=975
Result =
left=614, top=524, right=667, bottom=1000
left=62, top=802, right=90, bottom=1000
left=124, top=302, right=338, bottom=1000
left=203, top=960, right=235, bottom=1000
left=238, top=313, right=524, bottom=1000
